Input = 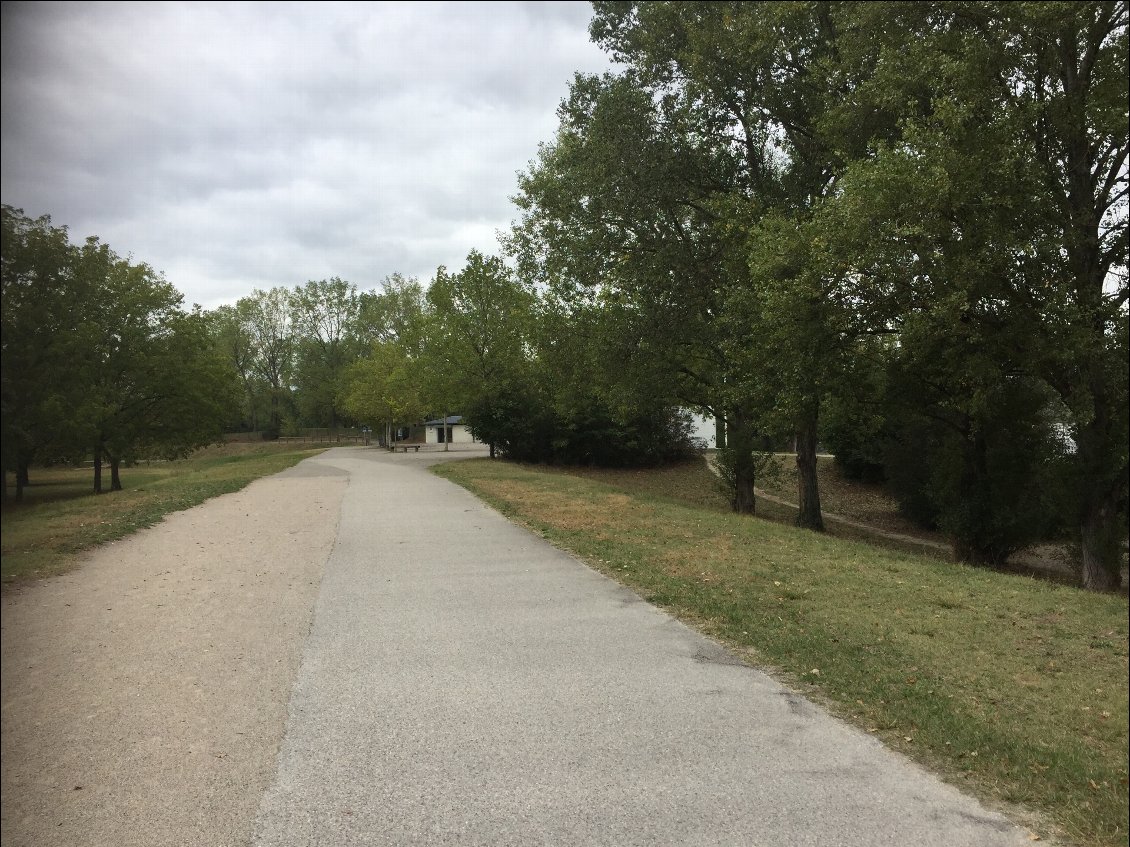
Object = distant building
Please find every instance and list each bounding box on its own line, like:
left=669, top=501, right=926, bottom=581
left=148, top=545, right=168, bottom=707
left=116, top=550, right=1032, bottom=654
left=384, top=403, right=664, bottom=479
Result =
left=685, top=411, right=722, bottom=448
left=423, top=415, right=477, bottom=445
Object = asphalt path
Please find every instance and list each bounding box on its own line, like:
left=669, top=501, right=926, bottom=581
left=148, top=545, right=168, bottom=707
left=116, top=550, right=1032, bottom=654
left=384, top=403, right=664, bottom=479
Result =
left=250, top=447, right=1032, bottom=847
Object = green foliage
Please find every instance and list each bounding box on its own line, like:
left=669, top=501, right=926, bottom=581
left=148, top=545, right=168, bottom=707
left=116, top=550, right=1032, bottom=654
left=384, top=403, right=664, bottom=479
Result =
left=337, top=275, right=430, bottom=443
left=1, top=205, right=240, bottom=496
left=423, top=250, right=535, bottom=438
left=484, top=394, right=701, bottom=468
left=820, top=351, right=890, bottom=484
left=289, top=277, right=363, bottom=428
left=1, top=205, right=82, bottom=482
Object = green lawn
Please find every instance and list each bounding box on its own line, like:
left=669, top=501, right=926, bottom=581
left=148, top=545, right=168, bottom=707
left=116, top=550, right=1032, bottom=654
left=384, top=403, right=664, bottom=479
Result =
left=1, top=443, right=326, bottom=583
left=435, top=457, right=1130, bottom=847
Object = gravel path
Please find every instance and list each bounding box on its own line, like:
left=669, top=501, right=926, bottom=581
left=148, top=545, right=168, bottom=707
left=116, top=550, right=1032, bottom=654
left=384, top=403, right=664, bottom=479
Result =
left=1, top=460, right=347, bottom=847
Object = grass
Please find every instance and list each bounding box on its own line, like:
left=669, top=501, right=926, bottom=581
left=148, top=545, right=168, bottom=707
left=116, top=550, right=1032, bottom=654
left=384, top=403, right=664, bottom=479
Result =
left=1, top=442, right=327, bottom=584
left=555, top=456, right=956, bottom=560
left=757, top=454, right=946, bottom=538
left=434, top=457, right=1130, bottom=847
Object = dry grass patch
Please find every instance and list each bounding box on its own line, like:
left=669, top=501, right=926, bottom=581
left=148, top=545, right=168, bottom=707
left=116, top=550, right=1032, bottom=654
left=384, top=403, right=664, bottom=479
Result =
left=2, top=443, right=327, bottom=583
left=435, top=458, right=1129, bottom=847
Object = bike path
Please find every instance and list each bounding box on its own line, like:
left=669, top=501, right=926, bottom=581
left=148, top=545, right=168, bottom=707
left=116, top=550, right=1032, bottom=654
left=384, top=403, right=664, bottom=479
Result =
left=251, top=448, right=1031, bottom=847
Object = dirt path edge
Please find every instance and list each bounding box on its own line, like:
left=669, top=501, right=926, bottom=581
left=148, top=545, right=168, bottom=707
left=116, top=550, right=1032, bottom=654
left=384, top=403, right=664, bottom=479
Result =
left=1, top=463, right=347, bottom=847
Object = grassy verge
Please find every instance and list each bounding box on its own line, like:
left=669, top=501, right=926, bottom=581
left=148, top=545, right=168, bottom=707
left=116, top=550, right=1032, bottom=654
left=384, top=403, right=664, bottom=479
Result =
left=2, top=443, right=327, bottom=584
left=434, top=457, right=1129, bottom=847
left=554, top=456, right=956, bottom=560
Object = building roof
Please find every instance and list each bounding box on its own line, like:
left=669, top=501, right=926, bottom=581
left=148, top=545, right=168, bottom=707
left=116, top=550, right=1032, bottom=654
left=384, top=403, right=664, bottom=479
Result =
left=423, top=415, right=463, bottom=426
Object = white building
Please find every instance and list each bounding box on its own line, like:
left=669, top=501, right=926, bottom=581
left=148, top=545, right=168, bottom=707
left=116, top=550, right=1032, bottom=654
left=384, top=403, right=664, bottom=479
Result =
left=685, top=411, right=721, bottom=448
left=424, top=415, right=478, bottom=445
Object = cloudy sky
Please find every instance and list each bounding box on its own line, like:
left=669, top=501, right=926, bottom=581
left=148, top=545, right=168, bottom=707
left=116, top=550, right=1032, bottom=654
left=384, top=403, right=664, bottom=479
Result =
left=1, top=1, right=613, bottom=309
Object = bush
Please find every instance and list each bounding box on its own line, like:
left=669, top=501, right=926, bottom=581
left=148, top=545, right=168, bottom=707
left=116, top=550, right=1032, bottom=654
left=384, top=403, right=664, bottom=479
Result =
left=884, top=379, right=1073, bottom=564
left=466, top=392, right=701, bottom=468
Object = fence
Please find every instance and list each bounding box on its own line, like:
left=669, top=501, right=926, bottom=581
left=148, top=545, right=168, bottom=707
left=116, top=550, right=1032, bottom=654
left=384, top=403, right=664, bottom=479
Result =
left=277, top=431, right=370, bottom=445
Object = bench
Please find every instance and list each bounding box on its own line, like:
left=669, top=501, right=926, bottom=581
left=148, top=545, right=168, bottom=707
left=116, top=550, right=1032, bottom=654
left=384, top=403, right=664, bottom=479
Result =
left=395, top=444, right=422, bottom=453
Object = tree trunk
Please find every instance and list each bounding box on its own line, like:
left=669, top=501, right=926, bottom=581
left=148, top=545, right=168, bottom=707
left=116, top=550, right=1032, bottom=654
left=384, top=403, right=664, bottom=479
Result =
left=490, top=442, right=496, bottom=459
left=1079, top=489, right=1124, bottom=592
left=1048, top=36, right=1126, bottom=591
left=1069, top=370, right=1126, bottom=591
left=795, top=408, right=825, bottom=531
left=17, top=460, right=30, bottom=488
left=110, top=456, right=123, bottom=492
left=270, top=390, right=281, bottom=436
left=93, top=445, right=104, bottom=494
left=728, top=414, right=756, bottom=515
left=443, top=410, right=450, bottom=452
left=12, top=456, right=24, bottom=502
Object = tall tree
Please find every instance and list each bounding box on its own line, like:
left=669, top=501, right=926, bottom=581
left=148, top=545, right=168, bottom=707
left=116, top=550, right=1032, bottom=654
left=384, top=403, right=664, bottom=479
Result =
left=290, top=277, right=362, bottom=429
left=0, top=206, right=85, bottom=498
left=510, top=71, right=771, bottom=511
left=822, top=0, right=1128, bottom=586
left=343, top=275, right=429, bottom=448
left=424, top=251, right=535, bottom=457
left=589, top=1, right=918, bottom=530
left=1005, top=1, right=1129, bottom=590
left=73, top=247, right=238, bottom=492
left=244, top=287, right=294, bottom=436
left=205, top=300, right=259, bottom=431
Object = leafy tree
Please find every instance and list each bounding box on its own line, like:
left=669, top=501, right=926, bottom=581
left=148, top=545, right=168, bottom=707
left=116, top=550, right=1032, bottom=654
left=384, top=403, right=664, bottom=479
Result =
left=244, top=287, right=294, bottom=436
left=1, top=206, right=85, bottom=498
left=881, top=314, right=1073, bottom=563
left=509, top=70, right=769, bottom=509
left=290, top=277, right=363, bottom=429
left=341, top=275, right=429, bottom=447
left=339, top=341, right=430, bottom=446
left=425, top=251, right=535, bottom=456
left=205, top=300, right=260, bottom=431
left=358, top=273, right=427, bottom=351
left=3, top=206, right=238, bottom=495
left=72, top=246, right=238, bottom=492
left=822, top=0, right=1128, bottom=587
left=587, top=1, right=906, bottom=530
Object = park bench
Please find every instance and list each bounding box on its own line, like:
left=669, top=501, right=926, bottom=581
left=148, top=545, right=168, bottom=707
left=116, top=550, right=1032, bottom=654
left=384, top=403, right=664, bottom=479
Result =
left=395, top=444, right=422, bottom=453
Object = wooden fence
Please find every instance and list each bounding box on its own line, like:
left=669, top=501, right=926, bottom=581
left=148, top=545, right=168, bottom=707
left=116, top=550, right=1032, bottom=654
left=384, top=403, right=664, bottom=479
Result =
left=277, top=434, right=370, bottom=445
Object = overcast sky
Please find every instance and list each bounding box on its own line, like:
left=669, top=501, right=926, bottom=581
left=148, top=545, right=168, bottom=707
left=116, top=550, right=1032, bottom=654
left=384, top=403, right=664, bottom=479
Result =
left=1, top=1, right=613, bottom=309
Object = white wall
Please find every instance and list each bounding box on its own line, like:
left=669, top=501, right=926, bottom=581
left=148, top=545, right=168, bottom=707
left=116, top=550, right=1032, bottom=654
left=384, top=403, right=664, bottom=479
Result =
left=425, top=424, right=476, bottom=444
left=686, top=412, right=718, bottom=448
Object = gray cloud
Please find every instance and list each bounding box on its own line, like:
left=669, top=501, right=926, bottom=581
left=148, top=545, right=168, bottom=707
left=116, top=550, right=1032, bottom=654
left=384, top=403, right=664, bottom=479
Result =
left=1, top=0, right=612, bottom=307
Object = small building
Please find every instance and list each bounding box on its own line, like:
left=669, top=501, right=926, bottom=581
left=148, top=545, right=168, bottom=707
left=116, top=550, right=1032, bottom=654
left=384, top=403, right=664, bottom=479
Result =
left=424, top=415, right=478, bottom=445
left=685, top=411, right=723, bottom=448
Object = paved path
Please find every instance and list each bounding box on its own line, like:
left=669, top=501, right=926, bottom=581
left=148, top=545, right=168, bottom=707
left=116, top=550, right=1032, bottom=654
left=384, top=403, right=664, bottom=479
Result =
left=250, top=448, right=1031, bottom=846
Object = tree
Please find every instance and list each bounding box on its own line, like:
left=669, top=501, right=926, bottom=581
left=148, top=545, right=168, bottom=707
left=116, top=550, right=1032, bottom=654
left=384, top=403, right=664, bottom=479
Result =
left=1003, top=1, right=1129, bottom=590
left=821, top=0, right=1128, bottom=586
left=424, top=251, right=535, bottom=457
left=3, top=206, right=239, bottom=496
left=339, top=341, right=430, bottom=446
left=341, top=275, right=429, bottom=448
left=244, top=287, right=294, bottom=436
left=205, top=300, right=260, bottom=431
left=509, top=70, right=772, bottom=510
left=1, top=206, right=86, bottom=498
left=72, top=246, right=238, bottom=492
left=290, top=278, right=363, bottom=429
